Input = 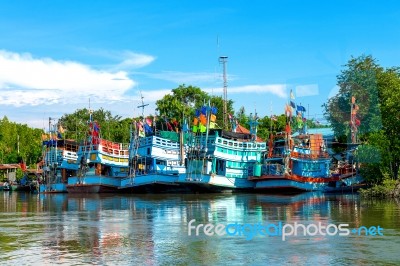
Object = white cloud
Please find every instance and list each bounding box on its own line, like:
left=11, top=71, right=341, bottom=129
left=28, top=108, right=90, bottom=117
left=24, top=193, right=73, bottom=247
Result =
left=204, top=84, right=287, bottom=98
left=295, top=84, right=319, bottom=97
left=0, top=50, right=136, bottom=106
left=116, top=51, right=155, bottom=69
left=140, top=89, right=172, bottom=102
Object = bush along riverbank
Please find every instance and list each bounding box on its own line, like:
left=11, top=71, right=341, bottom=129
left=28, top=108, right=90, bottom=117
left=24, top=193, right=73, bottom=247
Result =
left=359, top=179, right=400, bottom=199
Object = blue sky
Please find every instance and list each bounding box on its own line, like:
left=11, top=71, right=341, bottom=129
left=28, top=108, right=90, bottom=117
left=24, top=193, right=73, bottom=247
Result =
left=0, top=1, right=399, bottom=129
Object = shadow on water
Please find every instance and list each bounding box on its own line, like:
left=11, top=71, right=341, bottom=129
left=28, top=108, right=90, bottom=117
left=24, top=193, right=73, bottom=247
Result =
left=0, top=191, right=400, bottom=265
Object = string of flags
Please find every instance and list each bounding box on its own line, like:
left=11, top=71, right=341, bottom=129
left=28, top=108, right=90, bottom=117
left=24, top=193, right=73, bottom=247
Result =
left=192, top=105, right=218, bottom=133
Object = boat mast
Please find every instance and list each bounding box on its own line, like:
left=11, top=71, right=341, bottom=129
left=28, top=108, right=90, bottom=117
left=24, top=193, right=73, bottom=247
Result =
left=137, top=91, right=149, bottom=121
left=219, top=56, right=228, bottom=130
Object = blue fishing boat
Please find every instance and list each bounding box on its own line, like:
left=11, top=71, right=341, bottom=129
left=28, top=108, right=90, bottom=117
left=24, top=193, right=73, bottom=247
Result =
left=248, top=95, right=364, bottom=192
left=249, top=132, right=362, bottom=192
left=38, top=119, right=79, bottom=193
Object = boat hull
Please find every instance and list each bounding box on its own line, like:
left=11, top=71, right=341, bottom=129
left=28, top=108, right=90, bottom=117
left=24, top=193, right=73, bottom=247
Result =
left=119, top=173, right=190, bottom=193
left=67, top=176, right=121, bottom=193
left=39, top=183, right=67, bottom=193
left=252, top=174, right=364, bottom=192
left=177, top=174, right=255, bottom=193
left=67, top=184, right=117, bottom=193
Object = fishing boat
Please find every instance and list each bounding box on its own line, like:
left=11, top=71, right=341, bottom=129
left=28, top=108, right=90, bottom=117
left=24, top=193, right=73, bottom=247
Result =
left=119, top=124, right=189, bottom=193
left=38, top=119, right=79, bottom=193
left=66, top=118, right=130, bottom=193
left=248, top=95, right=364, bottom=192
left=178, top=107, right=265, bottom=192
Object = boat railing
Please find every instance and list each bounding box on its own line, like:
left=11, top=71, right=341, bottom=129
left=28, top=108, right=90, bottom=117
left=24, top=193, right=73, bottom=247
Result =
left=216, top=137, right=266, bottom=151
left=291, top=150, right=330, bottom=160
left=136, top=135, right=183, bottom=149
left=79, top=140, right=129, bottom=158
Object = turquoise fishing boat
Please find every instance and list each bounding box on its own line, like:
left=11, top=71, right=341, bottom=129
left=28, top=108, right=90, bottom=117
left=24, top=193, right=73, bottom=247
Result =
left=179, top=109, right=265, bottom=192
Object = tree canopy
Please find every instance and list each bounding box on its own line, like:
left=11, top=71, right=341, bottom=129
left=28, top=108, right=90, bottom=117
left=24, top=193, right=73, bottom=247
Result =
left=155, top=84, right=234, bottom=130
left=324, top=55, right=400, bottom=182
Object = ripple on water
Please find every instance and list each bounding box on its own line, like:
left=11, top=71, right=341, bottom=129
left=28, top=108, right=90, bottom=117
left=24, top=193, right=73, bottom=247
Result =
left=0, top=193, right=400, bottom=265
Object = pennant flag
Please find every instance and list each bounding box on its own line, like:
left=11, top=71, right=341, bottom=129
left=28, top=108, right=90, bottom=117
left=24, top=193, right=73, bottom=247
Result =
left=296, top=105, right=306, bottom=112
left=144, top=123, right=153, bottom=134
left=290, top=89, right=295, bottom=100
left=58, top=124, right=65, bottom=133
left=166, top=121, right=173, bottom=131
left=199, top=114, right=207, bottom=126
left=199, top=124, right=207, bottom=133
left=285, top=123, right=291, bottom=135
left=285, top=104, right=292, bottom=117
left=93, top=122, right=100, bottom=132
left=290, top=101, right=296, bottom=109
left=210, top=114, right=216, bottom=122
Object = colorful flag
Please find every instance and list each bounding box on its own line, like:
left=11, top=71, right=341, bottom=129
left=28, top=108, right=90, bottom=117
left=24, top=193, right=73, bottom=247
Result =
left=58, top=124, right=65, bottom=133
left=290, top=89, right=295, bottom=100
left=296, top=105, right=306, bottom=112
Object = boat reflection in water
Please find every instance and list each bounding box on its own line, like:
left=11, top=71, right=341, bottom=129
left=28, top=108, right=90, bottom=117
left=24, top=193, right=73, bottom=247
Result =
left=0, top=192, right=399, bottom=265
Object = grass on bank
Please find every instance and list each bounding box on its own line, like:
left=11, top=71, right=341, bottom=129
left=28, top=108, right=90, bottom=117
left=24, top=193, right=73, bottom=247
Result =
left=359, top=178, right=400, bottom=199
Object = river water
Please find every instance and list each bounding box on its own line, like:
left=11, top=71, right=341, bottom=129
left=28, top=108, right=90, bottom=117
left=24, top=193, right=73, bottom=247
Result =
left=0, top=192, right=399, bottom=265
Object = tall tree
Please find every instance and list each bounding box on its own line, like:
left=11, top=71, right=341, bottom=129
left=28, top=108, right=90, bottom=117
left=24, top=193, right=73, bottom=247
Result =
left=323, top=55, right=382, bottom=141
left=325, top=55, right=400, bottom=181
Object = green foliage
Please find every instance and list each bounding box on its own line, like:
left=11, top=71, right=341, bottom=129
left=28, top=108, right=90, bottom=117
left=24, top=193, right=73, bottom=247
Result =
left=359, top=178, right=397, bottom=198
left=59, top=108, right=130, bottom=143
left=325, top=55, right=400, bottom=186
left=155, top=84, right=234, bottom=130
left=0, top=116, right=42, bottom=165
left=323, top=55, right=382, bottom=140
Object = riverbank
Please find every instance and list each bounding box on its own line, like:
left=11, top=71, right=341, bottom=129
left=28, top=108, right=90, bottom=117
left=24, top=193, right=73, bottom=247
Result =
left=359, top=179, right=400, bottom=199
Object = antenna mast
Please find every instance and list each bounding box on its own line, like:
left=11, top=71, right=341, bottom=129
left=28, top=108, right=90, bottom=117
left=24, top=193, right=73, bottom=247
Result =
left=219, top=56, right=228, bottom=130
left=137, top=91, right=149, bottom=118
